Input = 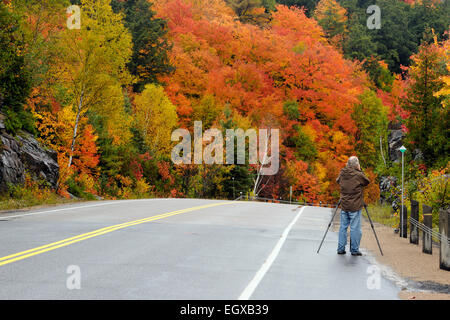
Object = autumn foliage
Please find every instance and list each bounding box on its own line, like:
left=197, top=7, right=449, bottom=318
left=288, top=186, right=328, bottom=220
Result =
left=2, top=0, right=447, bottom=204
left=150, top=0, right=370, bottom=202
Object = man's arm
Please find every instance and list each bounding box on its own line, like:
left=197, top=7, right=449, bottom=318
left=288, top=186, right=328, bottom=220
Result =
left=359, top=171, right=370, bottom=187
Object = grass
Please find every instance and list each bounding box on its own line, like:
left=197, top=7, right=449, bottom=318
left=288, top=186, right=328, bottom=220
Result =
left=363, top=203, right=398, bottom=228
left=0, top=177, right=82, bottom=212
left=0, top=193, right=78, bottom=212
left=364, top=203, right=445, bottom=245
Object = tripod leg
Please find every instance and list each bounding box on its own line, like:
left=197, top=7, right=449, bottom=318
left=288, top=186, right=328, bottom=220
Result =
left=363, top=204, right=384, bottom=256
left=317, top=200, right=341, bottom=254
left=349, top=235, right=351, bottom=253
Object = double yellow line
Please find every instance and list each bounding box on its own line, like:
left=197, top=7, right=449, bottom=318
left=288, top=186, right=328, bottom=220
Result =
left=0, top=202, right=232, bottom=267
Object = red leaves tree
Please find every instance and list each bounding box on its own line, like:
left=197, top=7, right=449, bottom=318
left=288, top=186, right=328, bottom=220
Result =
left=152, top=0, right=368, bottom=201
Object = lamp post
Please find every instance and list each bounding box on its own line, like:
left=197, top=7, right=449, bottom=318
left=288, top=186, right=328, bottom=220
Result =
left=399, top=145, right=406, bottom=237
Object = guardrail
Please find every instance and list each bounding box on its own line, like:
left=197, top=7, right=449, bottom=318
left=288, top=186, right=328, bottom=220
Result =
left=409, top=217, right=450, bottom=245
left=404, top=200, right=450, bottom=271
left=238, top=195, right=338, bottom=208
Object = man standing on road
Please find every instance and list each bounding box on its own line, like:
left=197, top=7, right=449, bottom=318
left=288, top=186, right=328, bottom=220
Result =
left=336, top=156, right=370, bottom=256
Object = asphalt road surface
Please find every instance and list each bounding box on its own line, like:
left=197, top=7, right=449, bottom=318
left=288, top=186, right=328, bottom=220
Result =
left=0, top=199, right=400, bottom=299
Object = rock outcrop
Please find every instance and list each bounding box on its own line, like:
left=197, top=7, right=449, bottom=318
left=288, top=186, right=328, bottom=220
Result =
left=387, top=122, right=405, bottom=163
left=0, top=115, right=59, bottom=192
left=379, top=175, right=399, bottom=207
left=379, top=122, right=405, bottom=208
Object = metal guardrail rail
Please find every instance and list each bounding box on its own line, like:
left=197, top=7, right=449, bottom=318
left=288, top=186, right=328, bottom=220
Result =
left=409, top=216, right=450, bottom=246
left=237, top=195, right=338, bottom=209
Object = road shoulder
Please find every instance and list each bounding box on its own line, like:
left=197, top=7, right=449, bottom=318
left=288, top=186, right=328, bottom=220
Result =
left=360, top=219, right=449, bottom=300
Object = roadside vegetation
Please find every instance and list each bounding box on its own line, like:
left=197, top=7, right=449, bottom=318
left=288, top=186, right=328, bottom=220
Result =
left=366, top=165, right=449, bottom=231
left=364, top=203, right=398, bottom=228
left=0, top=175, right=76, bottom=211
left=0, top=0, right=448, bottom=210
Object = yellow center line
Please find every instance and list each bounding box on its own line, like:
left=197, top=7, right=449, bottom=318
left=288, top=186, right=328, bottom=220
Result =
left=0, top=202, right=233, bottom=267
left=0, top=210, right=182, bottom=262
left=0, top=203, right=217, bottom=263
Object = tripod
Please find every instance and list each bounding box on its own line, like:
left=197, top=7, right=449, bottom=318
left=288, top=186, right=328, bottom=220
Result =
left=316, top=201, right=383, bottom=256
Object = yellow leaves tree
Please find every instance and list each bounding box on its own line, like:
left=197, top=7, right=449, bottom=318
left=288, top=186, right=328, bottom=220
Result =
left=93, top=83, right=133, bottom=147
left=34, top=104, right=100, bottom=195
left=56, top=106, right=99, bottom=192
left=433, top=37, right=450, bottom=109
left=313, top=0, right=348, bottom=47
left=133, top=84, right=178, bottom=156
left=192, top=94, right=222, bottom=129
left=53, top=0, right=132, bottom=168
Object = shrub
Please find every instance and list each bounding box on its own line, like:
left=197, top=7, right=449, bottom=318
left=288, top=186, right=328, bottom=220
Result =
left=413, top=164, right=449, bottom=228
left=0, top=173, right=70, bottom=210
left=66, top=174, right=97, bottom=200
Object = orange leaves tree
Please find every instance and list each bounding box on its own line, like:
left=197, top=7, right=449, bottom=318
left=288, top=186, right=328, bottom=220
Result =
left=151, top=0, right=369, bottom=201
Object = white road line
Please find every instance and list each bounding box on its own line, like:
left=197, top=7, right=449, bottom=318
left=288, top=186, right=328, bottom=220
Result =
left=0, top=199, right=227, bottom=219
left=238, top=206, right=305, bottom=300
left=1, top=202, right=118, bottom=219
left=1, top=199, right=170, bottom=219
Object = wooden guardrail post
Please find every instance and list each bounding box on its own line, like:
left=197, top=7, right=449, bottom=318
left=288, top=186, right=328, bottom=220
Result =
left=400, top=205, right=408, bottom=238
left=439, top=208, right=450, bottom=271
left=422, top=205, right=433, bottom=254
left=410, top=200, right=419, bottom=244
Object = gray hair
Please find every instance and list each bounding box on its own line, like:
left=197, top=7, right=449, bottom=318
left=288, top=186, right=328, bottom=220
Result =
left=347, top=156, right=360, bottom=169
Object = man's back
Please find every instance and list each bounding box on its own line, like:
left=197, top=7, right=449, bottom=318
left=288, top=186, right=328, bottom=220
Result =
left=337, top=166, right=370, bottom=212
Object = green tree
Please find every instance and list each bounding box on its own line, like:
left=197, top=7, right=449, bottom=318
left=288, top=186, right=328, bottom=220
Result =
left=369, top=0, right=416, bottom=74
left=276, top=0, right=318, bottom=17
left=340, top=0, right=449, bottom=74
left=219, top=106, right=254, bottom=199
left=11, top=0, right=70, bottom=89
left=362, top=58, right=394, bottom=92
left=313, top=0, right=348, bottom=45
left=352, top=90, right=388, bottom=168
left=408, top=0, right=450, bottom=46
left=404, top=39, right=449, bottom=168
left=111, top=0, right=174, bottom=92
left=225, top=0, right=272, bottom=26
left=0, top=3, right=34, bottom=134
left=283, top=100, right=300, bottom=120
left=291, top=126, right=318, bottom=164
left=342, top=13, right=377, bottom=62
left=192, top=95, right=221, bottom=130
left=223, top=165, right=254, bottom=199
left=261, top=0, right=277, bottom=11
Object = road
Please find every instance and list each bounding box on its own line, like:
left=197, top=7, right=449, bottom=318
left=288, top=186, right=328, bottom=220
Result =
left=0, top=199, right=400, bottom=299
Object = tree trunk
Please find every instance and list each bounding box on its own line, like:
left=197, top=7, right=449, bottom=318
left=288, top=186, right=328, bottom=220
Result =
left=68, top=89, right=84, bottom=168
left=379, top=135, right=386, bottom=166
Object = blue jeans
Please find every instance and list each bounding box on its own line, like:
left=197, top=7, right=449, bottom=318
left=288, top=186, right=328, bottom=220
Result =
left=338, top=210, right=362, bottom=253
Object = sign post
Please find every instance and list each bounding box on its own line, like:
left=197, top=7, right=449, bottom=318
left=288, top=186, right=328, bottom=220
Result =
left=289, top=186, right=292, bottom=204
left=232, top=177, right=235, bottom=199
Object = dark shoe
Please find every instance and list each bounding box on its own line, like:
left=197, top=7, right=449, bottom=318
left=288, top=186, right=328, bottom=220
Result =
left=337, top=250, right=346, bottom=254
left=351, top=251, right=362, bottom=256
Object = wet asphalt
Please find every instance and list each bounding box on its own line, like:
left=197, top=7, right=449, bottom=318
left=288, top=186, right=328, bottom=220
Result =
left=0, top=199, right=400, bottom=299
